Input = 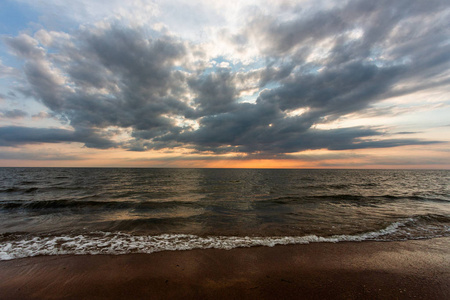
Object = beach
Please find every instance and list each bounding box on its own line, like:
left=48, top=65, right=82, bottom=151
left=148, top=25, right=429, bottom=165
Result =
left=1, top=237, right=449, bottom=299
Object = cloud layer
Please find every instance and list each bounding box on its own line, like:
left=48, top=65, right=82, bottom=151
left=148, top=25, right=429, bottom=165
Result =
left=1, top=0, right=449, bottom=158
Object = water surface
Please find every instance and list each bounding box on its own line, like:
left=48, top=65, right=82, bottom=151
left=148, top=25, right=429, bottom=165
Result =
left=1, top=168, right=449, bottom=260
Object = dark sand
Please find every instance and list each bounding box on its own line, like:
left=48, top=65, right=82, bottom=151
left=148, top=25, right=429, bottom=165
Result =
left=0, top=238, right=449, bottom=299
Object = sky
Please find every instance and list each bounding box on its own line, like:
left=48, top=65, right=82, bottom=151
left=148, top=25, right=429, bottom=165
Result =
left=0, top=0, right=449, bottom=168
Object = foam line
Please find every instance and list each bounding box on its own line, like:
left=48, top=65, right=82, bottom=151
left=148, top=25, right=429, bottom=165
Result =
left=2, top=216, right=449, bottom=261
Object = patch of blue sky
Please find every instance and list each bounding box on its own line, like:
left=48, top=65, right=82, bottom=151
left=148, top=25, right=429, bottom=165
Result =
left=0, top=48, right=24, bottom=76
left=0, top=84, right=12, bottom=102
left=238, top=82, right=282, bottom=104
left=238, top=93, right=258, bottom=104
left=210, top=56, right=232, bottom=68
left=197, top=57, right=232, bottom=75
left=263, top=81, right=282, bottom=90
left=0, top=2, right=37, bottom=69
left=0, top=61, right=22, bottom=104
left=0, top=1, right=40, bottom=35
left=1, top=0, right=81, bottom=36
left=0, top=74, right=14, bottom=88
left=0, top=1, right=63, bottom=70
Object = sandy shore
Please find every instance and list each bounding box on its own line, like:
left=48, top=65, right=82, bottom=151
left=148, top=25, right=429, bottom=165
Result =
left=0, top=237, right=449, bottom=299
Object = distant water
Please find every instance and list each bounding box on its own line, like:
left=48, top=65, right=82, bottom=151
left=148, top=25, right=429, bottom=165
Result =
left=1, top=168, right=449, bottom=260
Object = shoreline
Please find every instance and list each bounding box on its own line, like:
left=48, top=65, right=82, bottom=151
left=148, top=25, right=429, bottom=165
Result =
left=1, top=238, right=449, bottom=299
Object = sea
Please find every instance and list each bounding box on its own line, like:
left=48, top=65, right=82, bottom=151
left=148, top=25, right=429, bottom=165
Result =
left=0, top=168, right=449, bottom=260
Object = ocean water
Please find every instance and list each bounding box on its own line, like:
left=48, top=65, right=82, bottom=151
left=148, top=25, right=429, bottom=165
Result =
left=0, top=168, right=449, bottom=260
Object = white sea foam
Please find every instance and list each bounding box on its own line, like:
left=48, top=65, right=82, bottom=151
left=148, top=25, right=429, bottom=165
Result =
left=3, top=218, right=443, bottom=261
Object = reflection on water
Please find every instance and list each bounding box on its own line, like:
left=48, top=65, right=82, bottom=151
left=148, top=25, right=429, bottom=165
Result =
left=0, top=168, right=449, bottom=238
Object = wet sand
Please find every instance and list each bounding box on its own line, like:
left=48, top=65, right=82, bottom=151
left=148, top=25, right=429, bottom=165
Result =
left=0, top=237, right=449, bottom=299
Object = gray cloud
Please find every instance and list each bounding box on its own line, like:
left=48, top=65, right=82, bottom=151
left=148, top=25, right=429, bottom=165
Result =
left=2, top=0, right=449, bottom=156
left=0, top=126, right=116, bottom=149
left=0, top=109, right=28, bottom=119
left=187, top=69, right=238, bottom=117
left=0, top=150, right=82, bottom=161
left=4, top=25, right=192, bottom=148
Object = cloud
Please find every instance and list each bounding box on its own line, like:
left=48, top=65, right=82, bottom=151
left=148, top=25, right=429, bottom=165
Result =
left=0, top=150, right=81, bottom=161
left=31, top=111, right=52, bottom=120
left=0, top=59, right=19, bottom=78
left=0, top=126, right=116, bottom=149
left=2, top=0, right=449, bottom=157
left=187, top=69, right=238, bottom=116
left=0, top=109, right=28, bottom=119
left=4, top=24, right=192, bottom=148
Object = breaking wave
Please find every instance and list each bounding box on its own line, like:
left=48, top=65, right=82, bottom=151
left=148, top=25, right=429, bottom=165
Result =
left=1, top=215, right=448, bottom=261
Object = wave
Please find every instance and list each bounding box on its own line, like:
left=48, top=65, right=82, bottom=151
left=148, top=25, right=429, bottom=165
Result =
left=0, top=187, right=40, bottom=193
left=1, top=215, right=448, bottom=261
left=0, top=199, right=199, bottom=211
left=263, top=194, right=450, bottom=205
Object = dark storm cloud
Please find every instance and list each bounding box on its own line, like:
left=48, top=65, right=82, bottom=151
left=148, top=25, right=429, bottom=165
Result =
left=66, top=27, right=191, bottom=135
left=241, top=0, right=450, bottom=119
left=257, top=62, right=404, bottom=116
left=178, top=0, right=448, bottom=155
left=4, top=25, right=192, bottom=148
left=0, top=126, right=116, bottom=149
left=258, top=61, right=296, bottom=87
left=187, top=69, right=238, bottom=117
left=243, top=0, right=449, bottom=58
left=2, top=0, right=449, bottom=155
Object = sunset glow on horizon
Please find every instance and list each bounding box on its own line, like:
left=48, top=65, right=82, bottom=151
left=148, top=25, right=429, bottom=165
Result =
left=0, top=0, right=449, bottom=168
